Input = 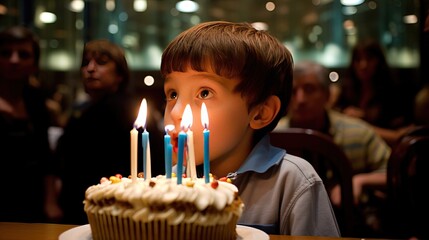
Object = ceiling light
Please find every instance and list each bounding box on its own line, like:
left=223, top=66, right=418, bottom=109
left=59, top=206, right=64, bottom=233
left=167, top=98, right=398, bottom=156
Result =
left=39, top=12, right=57, bottom=23
left=340, top=0, right=364, bottom=6
left=134, top=0, right=147, bottom=12
left=176, top=0, right=199, bottom=13
left=69, top=0, right=84, bottom=12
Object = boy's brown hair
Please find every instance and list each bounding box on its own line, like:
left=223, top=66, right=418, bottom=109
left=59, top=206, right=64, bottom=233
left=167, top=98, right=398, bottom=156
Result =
left=161, top=21, right=294, bottom=139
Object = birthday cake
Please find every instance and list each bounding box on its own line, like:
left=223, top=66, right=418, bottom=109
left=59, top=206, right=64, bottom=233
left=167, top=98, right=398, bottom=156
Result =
left=83, top=174, right=244, bottom=240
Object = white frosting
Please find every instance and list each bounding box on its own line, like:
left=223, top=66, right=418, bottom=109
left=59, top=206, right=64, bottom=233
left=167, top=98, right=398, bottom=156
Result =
left=84, top=175, right=244, bottom=226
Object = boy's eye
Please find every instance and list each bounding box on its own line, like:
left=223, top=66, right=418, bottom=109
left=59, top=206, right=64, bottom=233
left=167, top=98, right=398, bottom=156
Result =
left=167, top=91, right=177, bottom=100
left=198, top=89, right=212, bottom=99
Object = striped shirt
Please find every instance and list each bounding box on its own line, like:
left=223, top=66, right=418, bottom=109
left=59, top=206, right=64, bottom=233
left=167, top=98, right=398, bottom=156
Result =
left=275, top=110, right=391, bottom=175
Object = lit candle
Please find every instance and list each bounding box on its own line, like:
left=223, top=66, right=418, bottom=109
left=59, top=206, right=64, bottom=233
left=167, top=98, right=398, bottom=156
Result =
left=201, top=102, right=210, bottom=183
left=164, top=124, right=174, bottom=178
left=142, top=130, right=151, bottom=180
left=135, top=98, right=151, bottom=180
left=183, top=105, right=197, bottom=179
left=130, top=127, right=138, bottom=183
left=177, top=128, right=186, bottom=184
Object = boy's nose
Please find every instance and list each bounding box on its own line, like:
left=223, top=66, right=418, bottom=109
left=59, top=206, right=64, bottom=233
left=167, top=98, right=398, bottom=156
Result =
left=170, top=102, right=187, bottom=127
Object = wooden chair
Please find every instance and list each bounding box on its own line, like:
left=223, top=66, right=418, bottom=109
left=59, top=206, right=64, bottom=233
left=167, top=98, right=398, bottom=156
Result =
left=270, top=128, right=355, bottom=237
left=385, top=132, right=429, bottom=239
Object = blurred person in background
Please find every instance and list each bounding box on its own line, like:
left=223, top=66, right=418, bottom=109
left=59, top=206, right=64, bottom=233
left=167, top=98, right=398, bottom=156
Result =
left=275, top=60, right=391, bottom=237
left=55, top=39, right=164, bottom=224
left=0, top=26, right=62, bottom=222
left=334, top=39, right=414, bottom=146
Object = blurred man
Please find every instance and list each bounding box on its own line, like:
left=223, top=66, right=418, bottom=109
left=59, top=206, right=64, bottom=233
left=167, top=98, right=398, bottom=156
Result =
left=275, top=60, right=391, bottom=237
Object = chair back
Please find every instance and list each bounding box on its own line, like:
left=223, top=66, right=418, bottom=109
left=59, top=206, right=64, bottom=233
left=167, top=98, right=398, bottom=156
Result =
left=402, top=124, right=429, bottom=137
left=270, top=128, right=355, bottom=237
left=385, top=128, right=429, bottom=239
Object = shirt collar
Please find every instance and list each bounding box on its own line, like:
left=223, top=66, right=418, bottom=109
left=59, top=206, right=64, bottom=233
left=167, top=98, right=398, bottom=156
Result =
left=236, top=135, right=285, bottom=174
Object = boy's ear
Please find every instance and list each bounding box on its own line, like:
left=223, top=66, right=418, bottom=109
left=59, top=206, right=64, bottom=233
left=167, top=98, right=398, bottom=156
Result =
left=249, top=95, right=281, bottom=130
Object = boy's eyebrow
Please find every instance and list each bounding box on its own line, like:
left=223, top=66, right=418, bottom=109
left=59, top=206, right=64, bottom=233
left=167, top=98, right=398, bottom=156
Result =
left=165, top=71, right=236, bottom=88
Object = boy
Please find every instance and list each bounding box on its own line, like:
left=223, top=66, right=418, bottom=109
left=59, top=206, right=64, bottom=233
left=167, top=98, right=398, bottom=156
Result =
left=161, top=21, right=340, bottom=236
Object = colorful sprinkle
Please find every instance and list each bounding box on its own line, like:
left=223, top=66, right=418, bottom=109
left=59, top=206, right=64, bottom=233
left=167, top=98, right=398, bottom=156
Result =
left=149, top=181, right=156, bottom=187
left=186, top=181, right=195, bottom=187
left=211, top=179, right=219, bottom=189
left=110, top=176, right=121, bottom=183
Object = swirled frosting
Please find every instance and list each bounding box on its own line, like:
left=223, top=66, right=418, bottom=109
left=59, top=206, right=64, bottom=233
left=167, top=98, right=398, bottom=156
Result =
left=84, top=175, right=244, bottom=226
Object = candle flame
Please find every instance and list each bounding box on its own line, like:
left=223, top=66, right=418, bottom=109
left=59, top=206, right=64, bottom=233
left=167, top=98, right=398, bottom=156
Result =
left=165, top=124, right=175, bottom=133
left=201, top=102, right=209, bottom=129
left=135, top=98, right=147, bottom=128
left=180, top=104, right=193, bottom=130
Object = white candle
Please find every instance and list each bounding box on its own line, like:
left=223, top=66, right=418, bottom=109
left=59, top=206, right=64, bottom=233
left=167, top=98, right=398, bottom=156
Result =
left=182, top=104, right=196, bottom=179
left=130, top=127, right=138, bottom=183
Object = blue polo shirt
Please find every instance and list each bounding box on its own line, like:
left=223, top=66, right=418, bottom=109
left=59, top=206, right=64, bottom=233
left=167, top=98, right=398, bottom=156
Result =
left=232, top=135, right=340, bottom=236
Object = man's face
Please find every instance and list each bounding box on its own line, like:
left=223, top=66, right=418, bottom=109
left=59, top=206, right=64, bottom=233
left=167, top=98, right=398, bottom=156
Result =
left=0, top=41, right=36, bottom=82
left=289, top=73, right=329, bottom=125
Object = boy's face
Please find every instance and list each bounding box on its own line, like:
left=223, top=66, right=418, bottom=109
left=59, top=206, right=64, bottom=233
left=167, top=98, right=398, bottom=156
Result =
left=163, top=68, right=254, bottom=177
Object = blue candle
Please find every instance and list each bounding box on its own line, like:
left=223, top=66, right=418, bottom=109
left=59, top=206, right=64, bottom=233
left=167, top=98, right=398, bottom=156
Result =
left=142, top=129, right=151, bottom=180
left=201, top=103, right=210, bottom=183
left=164, top=125, right=174, bottom=178
left=135, top=98, right=149, bottom=179
left=166, top=142, right=172, bottom=178
left=177, top=130, right=187, bottom=184
left=203, top=129, right=210, bottom=183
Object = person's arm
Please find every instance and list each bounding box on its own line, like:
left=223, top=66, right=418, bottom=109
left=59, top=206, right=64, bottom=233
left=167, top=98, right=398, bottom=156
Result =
left=352, top=172, right=386, bottom=203
left=372, top=124, right=415, bottom=147
left=44, top=174, right=63, bottom=222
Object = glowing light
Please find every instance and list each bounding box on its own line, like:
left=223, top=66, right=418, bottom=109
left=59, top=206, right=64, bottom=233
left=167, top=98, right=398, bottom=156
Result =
left=266, top=2, right=275, bottom=11
left=176, top=0, right=199, bottom=13
left=144, top=75, right=155, bottom=86
left=340, top=0, right=364, bottom=6
left=39, top=12, right=57, bottom=23
left=134, top=0, right=147, bottom=12
left=69, top=0, right=84, bottom=12
left=403, top=15, right=418, bottom=24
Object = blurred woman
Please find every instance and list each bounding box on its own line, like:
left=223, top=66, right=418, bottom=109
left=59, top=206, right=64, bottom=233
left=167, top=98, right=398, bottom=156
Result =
left=55, top=40, right=140, bottom=224
left=335, top=39, right=414, bottom=146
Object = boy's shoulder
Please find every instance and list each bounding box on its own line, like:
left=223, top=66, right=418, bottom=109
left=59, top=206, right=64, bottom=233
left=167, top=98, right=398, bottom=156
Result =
left=280, top=153, right=322, bottom=183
